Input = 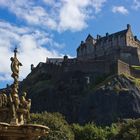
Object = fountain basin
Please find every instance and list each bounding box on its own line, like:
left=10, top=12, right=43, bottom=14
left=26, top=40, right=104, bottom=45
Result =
left=0, top=122, right=49, bottom=140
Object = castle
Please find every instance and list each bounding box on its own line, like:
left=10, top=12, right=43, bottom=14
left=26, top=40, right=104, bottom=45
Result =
left=35, top=24, right=140, bottom=82
left=77, top=24, right=140, bottom=65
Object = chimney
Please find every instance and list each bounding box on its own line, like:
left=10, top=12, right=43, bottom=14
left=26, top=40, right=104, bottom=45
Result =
left=134, top=36, right=137, bottom=41
left=106, top=33, right=109, bottom=37
left=81, top=41, right=84, bottom=44
left=63, top=55, right=68, bottom=62
left=97, top=34, right=100, bottom=40
left=31, top=64, right=34, bottom=71
left=127, top=24, right=131, bottom=29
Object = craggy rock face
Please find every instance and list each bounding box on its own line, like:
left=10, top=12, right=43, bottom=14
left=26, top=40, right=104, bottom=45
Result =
left=79, top=87, right=140, bottom=125
left=79, top=75, right=140, bottom=124
left=18, top=64, right=140, bottom=125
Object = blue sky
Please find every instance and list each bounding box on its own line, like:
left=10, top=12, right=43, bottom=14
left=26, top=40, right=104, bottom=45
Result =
left=0, top=0, right=140, bottom=88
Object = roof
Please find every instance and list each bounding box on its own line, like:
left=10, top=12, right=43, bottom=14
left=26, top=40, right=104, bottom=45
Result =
left=97, top=29, right=128, bottom=43
left=78, top=26, right=130, bottom=50
left=86, top=34, right=94, bottom=41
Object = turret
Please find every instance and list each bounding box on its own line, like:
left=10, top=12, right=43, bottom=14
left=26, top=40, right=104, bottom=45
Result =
left=134, top=36, right=137, bottom=41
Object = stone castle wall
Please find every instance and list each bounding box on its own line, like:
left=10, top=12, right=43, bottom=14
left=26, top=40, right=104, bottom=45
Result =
left=33, top=57, right=140, bottom=84
left=63, top=60, right=111, bottom=75
left=119, top=47, right=140, bottom=65
left=126, top=27, right=140, bottom=48
left=117, top=60, right=130, bottom=75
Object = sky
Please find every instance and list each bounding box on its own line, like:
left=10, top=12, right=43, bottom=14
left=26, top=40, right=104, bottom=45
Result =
left=0, top=0, right=140, bottom=88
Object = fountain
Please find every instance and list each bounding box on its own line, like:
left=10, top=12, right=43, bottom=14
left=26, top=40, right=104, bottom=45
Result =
left=0, top=48, right=49, bottom=140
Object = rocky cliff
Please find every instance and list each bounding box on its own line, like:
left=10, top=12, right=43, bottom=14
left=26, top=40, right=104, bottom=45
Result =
left=19, top=64, right=140, bottom=125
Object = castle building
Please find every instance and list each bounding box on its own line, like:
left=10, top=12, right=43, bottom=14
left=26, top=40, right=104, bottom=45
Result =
left=44, top=24, right=140, bottom=79
left=77, top=24, right=140, bottom=65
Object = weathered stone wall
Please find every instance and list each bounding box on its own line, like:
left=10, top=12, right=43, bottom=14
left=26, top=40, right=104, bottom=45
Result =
left=36, top=57, right=139, bottom=82
left=117, top=60, right=130, bottom=75
left=77, top=42, right=95, bottom=60
left=125, top=27, right=140, bottom=48
left=42, top=58, right=132, bottom=78
left=62, top=60, right=113, bottom=76
left=96, top=35, right=126, bottom=49
left=120, top=47, right=140, bottom=65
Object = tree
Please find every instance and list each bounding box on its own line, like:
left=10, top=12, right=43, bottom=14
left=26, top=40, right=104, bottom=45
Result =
left=72, top=123, right=119, bottom=140
left=30, top=112, right=74, bottom=140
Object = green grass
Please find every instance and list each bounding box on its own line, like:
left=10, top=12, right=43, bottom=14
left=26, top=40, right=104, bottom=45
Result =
left=131, top=65, right=140, bottom=70
left=90, top=73, right=140, bottom=92
left=89, top=74, right=117, bottom=91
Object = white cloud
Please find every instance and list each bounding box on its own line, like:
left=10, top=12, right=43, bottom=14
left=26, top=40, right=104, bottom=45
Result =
left=132, top=0, right=140, bottom=10
left=0, top=0, right=10, bottom=6
left=59, top=0, right=88, bottom=31
left=0, top=0, right=107, bottom=32
left=90, top=0, right=107, bottom=13
left=58, top=0, right=107, bottom=31
left=0, top=21, right=62, bottom=82
left=112, top=6, right=129, bottom=15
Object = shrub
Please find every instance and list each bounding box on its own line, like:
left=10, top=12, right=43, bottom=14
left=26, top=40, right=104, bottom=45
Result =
left=72, top=123, right=117, bottom=140
left=30, top=112, right=74, bottom=140
left=115, top=119, right=140, bottom=140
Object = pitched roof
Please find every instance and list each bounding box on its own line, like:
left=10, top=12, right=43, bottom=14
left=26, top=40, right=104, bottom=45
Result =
left=97, top=29, right=128, bottom=43
left=86, top=34, right=94, bottom=41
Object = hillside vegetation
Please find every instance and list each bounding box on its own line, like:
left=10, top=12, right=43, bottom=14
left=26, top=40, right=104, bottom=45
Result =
left=30, top=112, right=140, bottom=140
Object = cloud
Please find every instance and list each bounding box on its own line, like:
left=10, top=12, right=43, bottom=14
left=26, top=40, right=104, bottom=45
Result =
left=0, top=0, right=10, bottom=6
left=132, top=0, right=140, bottom=10
left=55, top=0, right=107, bottom=31
left=0, top=21, right=62, bottom=82
left=112, top=6, right=129, bottom=15
left=90, top=0, right=107, bottom=13
left=43, top=0, right=56, bottom=5
left=0, top=0, right=107, bottom=32
left=59, top=0, right=88, bottom=31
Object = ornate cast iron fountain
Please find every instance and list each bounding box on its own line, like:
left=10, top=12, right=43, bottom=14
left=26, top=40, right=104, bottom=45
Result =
left=0, top=48, right=49, bottom=140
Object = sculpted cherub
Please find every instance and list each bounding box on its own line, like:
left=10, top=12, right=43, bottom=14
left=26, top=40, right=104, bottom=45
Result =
left=0, top=90, right=8, bottom=108
left=20, top=92, right=31, bottom=120
left=10, top=88, right=20, bottom=110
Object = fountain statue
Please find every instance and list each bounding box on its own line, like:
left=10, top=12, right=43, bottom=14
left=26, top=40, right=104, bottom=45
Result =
left=0, top=48, right=49, bottom=140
